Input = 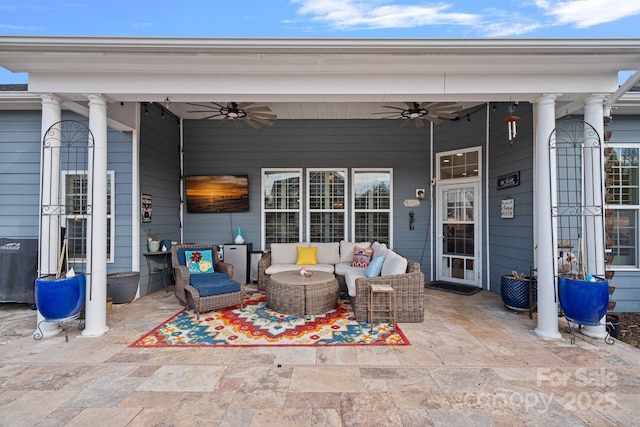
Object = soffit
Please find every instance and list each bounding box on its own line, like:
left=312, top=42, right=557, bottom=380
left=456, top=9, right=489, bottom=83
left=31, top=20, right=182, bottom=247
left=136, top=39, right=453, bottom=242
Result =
left=2, top=36, right=640, bottom=119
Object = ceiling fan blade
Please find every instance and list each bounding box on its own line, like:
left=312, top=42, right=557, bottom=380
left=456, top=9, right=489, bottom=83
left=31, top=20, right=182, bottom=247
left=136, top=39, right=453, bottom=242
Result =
left=405, top=102, right=420, bottom=109
left=249, top=115, right=275, bottom=127
left=244, top=105, right=273, bottom=112
left=216, top=118, right=228, bottom=127
left=414, top=118, right=424, bottom=128
left=435, top=112, right=458, bottom=119
left=233, top=118, right=243, bottom=128
left=244, top=118, right=260, bottom=129
left=372, top=111, right=402, bottom=117
left=201, top=113, right=225, bottom=120
left=381, top=105, right=406, bottom=111
left=185, top=102, right=216, bottom=109
left=235, top=102, right=254, bottom=109
left=399, top=119, right=410, bottom=128
left=423, top=102, right=460, bottom=109
left=426, top=115, right=443, bottom=125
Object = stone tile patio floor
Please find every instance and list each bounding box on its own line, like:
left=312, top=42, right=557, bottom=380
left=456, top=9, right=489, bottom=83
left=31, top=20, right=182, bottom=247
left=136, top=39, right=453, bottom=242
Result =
left=1, top=285, right=640, bottom=427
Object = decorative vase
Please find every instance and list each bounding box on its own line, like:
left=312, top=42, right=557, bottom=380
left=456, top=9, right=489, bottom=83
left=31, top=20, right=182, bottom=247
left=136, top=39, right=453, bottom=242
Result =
left=35, top=274, right=86, bottom=321
left=558, top=275, right=609, bottom=326
left=234, top=226, right=245, bottom=244
left=148, top=240, right=160, bottom=252
left=107, top=271, right=140, bottom=304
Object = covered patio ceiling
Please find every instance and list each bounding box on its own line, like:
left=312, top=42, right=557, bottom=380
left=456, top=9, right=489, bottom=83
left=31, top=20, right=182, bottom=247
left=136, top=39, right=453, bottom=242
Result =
left=1, top=36, right=640, bottom=119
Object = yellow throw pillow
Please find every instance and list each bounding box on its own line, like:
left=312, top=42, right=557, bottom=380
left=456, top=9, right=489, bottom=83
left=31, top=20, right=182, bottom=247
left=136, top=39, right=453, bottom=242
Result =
left=296, top=246, right=317, bottom=265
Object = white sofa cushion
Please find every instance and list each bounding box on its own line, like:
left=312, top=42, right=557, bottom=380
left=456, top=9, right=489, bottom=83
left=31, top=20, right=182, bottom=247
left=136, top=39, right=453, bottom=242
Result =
left=265, top=263, right=335, bottom=275
left=334, top=262, right=354, bottom=277
left=344, top=267, right=367, bottom=297
left=372, top=241, right=390, bottom=258
left=310, top=242, right=340, bottom=265
left=339, top=240, right=371, bottom=263
left=381, top=250, right=408, bottom=276
left=270, top=242, right=309, bottom=265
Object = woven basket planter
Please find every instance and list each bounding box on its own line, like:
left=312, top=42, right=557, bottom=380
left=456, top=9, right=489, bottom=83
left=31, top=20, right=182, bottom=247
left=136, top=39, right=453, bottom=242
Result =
left=501, top=275, right=536, bottom=311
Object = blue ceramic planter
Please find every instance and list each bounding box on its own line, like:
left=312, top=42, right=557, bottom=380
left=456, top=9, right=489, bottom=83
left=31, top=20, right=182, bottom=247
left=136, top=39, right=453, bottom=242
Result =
left=558, top=275, right=608, bottom=326
left=35, top=274, right=86, bottom=322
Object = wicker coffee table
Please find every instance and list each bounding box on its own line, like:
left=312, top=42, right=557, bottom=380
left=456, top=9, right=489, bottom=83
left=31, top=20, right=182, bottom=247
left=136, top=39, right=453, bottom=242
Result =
left=267, top=270, right=339, bottom=315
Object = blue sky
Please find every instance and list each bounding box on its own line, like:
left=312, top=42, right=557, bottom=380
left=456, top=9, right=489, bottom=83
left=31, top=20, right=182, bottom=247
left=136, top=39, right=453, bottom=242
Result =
left=2, top=0, right=640, bottom=83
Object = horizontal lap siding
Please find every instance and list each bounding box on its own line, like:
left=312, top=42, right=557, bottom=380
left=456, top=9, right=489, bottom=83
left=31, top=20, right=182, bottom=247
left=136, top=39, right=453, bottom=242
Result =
left=0, top=110, right=134, bottom=275
left=605, top=116, right=640, bottom=312
left=0, top=111, right=41, bottom=238
left=487, top=103, right=534, bottom=290
left=182, top=119, right=432, bottom=269
left=139, top=104, right=182, bottom=294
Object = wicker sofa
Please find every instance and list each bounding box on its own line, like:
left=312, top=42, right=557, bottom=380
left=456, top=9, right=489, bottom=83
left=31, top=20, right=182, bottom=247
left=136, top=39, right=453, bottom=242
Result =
left=257, top=241, right=424, bottom=323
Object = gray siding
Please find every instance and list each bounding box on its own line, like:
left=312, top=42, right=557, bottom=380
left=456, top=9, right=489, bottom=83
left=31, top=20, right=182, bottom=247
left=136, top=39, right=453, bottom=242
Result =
left=604, top=116, right=640, bottom=312
left=0, top=109, right=134, bottom=274
left=182, top=119, right=433, bottom=271
left=0, top=110, right=41, bottom=238
left=487, top=104, right=535, bottom=291
left=139, top=103, right=182, bottom=294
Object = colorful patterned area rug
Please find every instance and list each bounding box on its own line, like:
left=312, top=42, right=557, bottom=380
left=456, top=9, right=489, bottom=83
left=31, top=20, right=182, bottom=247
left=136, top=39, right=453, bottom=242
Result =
left=131, top=291, right=410, bottom=347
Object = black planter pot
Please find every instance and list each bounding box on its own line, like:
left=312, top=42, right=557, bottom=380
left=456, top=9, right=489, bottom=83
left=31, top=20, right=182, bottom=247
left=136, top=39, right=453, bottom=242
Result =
left=606, top=314, right=621, bottom=339
left=107, top=271, right=140, bottom=304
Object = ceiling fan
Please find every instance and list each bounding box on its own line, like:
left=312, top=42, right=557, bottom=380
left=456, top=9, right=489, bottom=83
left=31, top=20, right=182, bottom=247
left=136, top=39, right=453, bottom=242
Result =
left=186, top=102, right=277, bottom=129
left=373, top=102, right=463, bottom=127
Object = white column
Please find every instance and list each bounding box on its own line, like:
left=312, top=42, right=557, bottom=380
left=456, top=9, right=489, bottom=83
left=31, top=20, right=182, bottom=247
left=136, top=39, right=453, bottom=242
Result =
left=582, top=95, right=608, bottom=339
left=35, top=95, right=63, bottom=338
left=82, top=94, right=109, bottom=337
left=534, top=94, right=562, bottom=340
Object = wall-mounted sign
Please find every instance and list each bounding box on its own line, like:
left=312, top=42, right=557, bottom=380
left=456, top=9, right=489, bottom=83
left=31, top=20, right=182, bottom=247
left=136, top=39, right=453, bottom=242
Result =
left=497, top=172, right=520, bottom=190
left=141, top=194, right=152, bottom=223
left=501, top=198, right=515, bottom=219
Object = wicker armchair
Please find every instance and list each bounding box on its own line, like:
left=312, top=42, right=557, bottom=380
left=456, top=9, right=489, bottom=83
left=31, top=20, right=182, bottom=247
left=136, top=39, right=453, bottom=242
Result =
left=171, top=244, right=244, bottom=319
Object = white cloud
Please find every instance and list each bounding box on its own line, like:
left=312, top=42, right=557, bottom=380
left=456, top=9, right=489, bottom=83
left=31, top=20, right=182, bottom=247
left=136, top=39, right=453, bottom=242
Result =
left=291, top=0, right=479, bottom=30
left=535, top=0, right=640, bottom=28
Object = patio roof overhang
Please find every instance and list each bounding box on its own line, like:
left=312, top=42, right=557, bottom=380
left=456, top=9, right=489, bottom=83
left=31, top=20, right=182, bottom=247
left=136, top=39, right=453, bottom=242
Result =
left=1, top=36, right=640, bottom=119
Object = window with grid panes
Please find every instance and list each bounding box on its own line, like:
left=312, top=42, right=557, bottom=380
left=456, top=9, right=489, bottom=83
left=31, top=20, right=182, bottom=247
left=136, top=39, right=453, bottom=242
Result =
left=352, top=169, right=392, bottom=244
left=262, top=169, right=302, bottom=250
left=62, top=171, right=114, bottom=262
left=307, top=169, right=347, bottom=242
left=439, top=151, right=479, bottom=179
left=605, top=147, right=639, bottom=267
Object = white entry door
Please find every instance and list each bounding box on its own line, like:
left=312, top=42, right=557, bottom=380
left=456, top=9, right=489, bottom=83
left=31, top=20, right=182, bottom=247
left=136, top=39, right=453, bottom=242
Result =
left=436, top=182, right=481, bottom=286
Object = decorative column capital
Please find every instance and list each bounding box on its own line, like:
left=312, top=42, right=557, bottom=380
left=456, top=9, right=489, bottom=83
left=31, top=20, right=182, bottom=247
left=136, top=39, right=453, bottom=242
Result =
left=86, top=94, right=106, bottom=106
left=583, top=94, right=607, bottom=106
left=40, top=94, right=60, bottom=107
left=534, top=94, right=560, bottom=107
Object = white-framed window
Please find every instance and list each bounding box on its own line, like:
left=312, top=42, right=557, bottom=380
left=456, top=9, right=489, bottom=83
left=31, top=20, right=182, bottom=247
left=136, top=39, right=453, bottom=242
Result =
left=352, top=169, right=392, bottom=245
left=306, top=169, right=348, bottom=242
left=437, top=148, right=480, bottom=181
left=262, top=168, right=303, bottom=250
left=62, top=170, right=115, bottom=263
left=605, top=146, right=639, bottom=269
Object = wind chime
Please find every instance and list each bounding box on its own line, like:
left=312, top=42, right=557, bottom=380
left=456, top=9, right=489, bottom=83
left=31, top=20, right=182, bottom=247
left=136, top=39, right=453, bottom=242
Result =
left=503, top=104, right=520, bottom=143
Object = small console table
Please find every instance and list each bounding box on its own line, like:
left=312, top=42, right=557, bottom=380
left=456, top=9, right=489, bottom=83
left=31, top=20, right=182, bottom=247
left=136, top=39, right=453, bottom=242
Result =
left=143, top=251, right=172, bottom=294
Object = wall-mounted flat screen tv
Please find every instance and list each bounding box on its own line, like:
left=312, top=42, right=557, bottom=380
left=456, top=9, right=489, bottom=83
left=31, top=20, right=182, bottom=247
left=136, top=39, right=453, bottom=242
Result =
left=185, top=175, right=249, bottom=213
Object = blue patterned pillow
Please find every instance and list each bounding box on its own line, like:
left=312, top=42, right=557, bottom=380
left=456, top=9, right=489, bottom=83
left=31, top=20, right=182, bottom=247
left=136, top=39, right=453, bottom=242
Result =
left=185, top=250, right=214, bottom=274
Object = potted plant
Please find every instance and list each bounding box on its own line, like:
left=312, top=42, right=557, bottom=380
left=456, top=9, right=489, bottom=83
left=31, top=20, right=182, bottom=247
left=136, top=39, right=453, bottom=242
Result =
left=147, top=229, right=160, bottom=252
left=35, top=238, right=85, bottom=322
left=501, top=270, right=535, bottom=311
